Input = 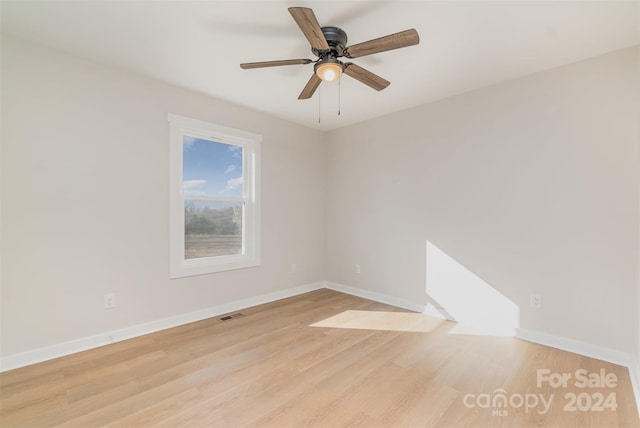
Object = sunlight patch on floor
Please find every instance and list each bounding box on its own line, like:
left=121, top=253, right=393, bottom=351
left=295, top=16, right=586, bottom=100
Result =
left=310, top=310, right=445, bottom=333
left=445, top=322, right=512, bottom=336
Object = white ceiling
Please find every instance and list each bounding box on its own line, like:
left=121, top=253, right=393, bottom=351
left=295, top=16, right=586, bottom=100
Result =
left=2, top=1, right=639, bottom=131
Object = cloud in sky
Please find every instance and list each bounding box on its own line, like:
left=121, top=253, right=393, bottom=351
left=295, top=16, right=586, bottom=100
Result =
left=183, top=179, right=206, bottom=193
left=183, top=136, right=197, bottom=151
left=224, top=164, right=236, bottom=174
left=228, top=145, right=242, bottom=159
left=225, top=176, right=243, bottom=192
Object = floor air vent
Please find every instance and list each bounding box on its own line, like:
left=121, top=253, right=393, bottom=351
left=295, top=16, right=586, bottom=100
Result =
left=218, top=312, right=244, bottom=322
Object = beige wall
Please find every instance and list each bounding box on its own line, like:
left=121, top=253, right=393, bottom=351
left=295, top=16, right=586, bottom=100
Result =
left=1, top=35, right=639, bottom=362
left=0, top=36, right=327, bottom=356
left=325, top=47, right=639, bottom=353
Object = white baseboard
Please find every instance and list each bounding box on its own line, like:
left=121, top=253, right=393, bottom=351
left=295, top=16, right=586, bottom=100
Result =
left=1, top=281, right=423, bottom=372
left=0, top=282, right=325, bottom=372
left=324, top=281, right=427, bottom=313
left=516, top=327, right=634, bottom=367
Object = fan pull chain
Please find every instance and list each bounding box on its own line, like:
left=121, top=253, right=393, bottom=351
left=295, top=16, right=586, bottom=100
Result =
left=338, top=75, right=341, bottom=116
left=318, top=85, right=321, bottom=123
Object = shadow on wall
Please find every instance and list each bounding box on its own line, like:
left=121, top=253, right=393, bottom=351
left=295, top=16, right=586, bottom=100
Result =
left=425, top=241, right=520, bottom=336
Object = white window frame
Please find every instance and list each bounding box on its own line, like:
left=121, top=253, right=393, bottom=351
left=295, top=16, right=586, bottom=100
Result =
left=168, top=113, right=261, bottom=278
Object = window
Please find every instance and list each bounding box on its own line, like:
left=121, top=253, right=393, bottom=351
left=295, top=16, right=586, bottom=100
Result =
left=169, top=114, right=261, bottom=278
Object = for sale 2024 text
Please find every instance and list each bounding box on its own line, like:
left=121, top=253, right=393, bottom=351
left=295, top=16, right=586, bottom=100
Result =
left=537, top=368, right=618, bottom=412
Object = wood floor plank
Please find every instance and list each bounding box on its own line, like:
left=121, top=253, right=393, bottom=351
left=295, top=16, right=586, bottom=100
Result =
left=1, top=289, right=638, bottom=427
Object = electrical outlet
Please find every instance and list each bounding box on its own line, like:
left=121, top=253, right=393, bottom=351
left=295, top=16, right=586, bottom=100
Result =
left=355, top=264, right=361, bottom=274
left=104, top=293, right=116, bottom=309
left=290, top=263, right=297, bottom=273
left=530, top=294, right=543, bottom=310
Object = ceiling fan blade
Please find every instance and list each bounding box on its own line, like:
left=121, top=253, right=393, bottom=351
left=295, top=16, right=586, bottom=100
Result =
left=288, top=7, right=330, bottom=52
left=343, top=63, right=390, bottom=91
left=298, top=73, right=322, bottom=99
left=240, top=59, right=313, bottom=69
left=345, top=28, right=419, bottom=58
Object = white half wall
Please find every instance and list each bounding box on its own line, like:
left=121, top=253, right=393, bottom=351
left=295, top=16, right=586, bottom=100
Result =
left=325, top=46, right=640, bottom=355
left=0, top=36, right=327, bottom=360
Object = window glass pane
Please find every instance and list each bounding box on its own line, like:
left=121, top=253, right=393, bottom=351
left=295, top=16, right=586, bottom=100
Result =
left=184, top=200, right=243, bottom=259
left=183, top=136, right=243, bottom=198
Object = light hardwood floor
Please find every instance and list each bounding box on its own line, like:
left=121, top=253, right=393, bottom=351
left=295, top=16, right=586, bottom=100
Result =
left=1, top=289, right=638, bottom=427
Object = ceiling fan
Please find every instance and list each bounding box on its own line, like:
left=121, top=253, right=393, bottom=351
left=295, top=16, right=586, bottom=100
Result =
left=240, top=7, right=419, bottom=100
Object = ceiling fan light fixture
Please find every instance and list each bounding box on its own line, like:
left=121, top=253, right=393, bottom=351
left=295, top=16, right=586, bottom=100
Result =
left=315, top=59, right=343, bottom=82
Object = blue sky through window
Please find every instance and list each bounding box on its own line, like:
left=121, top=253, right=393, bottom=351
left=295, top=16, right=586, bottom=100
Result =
left=183, top=136, right=243, bottom=198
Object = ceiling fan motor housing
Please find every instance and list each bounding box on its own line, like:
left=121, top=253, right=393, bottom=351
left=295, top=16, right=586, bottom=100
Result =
left=312, top=26, right=348, bottom=59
